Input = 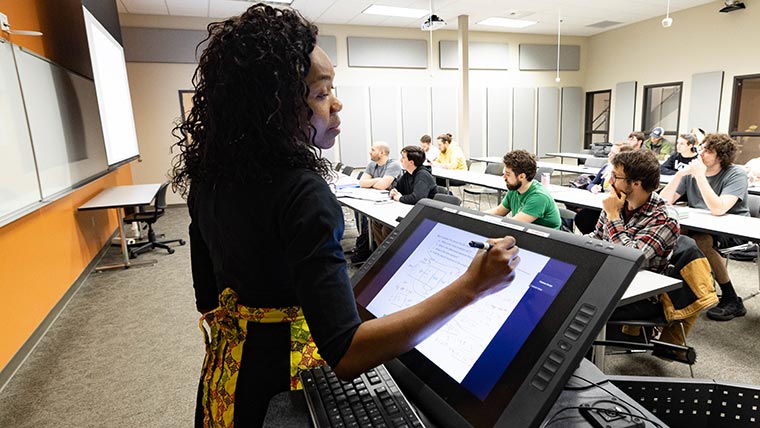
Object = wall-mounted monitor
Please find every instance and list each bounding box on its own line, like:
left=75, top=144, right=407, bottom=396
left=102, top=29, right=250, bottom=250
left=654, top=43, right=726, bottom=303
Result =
left=82, top=6, right=140, bottom=166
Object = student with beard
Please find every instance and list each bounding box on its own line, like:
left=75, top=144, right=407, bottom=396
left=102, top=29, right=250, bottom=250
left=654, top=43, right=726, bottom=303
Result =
left=485, top=150, right=561, bottom=229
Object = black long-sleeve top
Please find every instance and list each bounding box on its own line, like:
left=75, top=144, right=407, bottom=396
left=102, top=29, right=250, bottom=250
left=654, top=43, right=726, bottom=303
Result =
left=660, top=152, right=698, bottom=176
left=394, top=165, right=437, bottom=205
left=188, top=169, right=361, bottom=368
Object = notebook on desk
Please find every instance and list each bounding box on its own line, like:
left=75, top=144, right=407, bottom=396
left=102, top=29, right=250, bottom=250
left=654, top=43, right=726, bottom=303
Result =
left=342, top=199, right=645, bottom=428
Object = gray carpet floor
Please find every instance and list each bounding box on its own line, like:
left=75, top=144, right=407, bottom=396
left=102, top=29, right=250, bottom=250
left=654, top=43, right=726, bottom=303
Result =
left=0, top=202, right=758, bottom=427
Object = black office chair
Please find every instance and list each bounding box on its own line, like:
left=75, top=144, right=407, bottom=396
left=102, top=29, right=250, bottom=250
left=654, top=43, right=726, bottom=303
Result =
left=334, top=162, right=344, bottom=172
left=123, top=182, right=186, bottom=258
left=558, top=207, right=576, bottom=233
left=433, top=193, right=462, bottom=206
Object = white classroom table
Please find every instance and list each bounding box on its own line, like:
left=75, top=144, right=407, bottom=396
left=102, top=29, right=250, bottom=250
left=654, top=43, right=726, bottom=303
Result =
left=78, top=183, right=162, bottom=271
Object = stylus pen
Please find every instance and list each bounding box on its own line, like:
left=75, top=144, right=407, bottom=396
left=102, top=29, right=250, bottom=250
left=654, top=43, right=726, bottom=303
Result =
left=468, top=241, right=492, bottom=251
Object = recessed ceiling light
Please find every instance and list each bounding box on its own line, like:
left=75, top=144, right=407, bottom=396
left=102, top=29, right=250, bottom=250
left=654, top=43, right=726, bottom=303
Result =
left=363, top=5, right=430, bottom=19
left=477, top=17, right=537, bottom=28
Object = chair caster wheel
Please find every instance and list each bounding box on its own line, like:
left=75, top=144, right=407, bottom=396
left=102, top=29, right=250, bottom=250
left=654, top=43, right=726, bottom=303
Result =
left=179, top=239, right=186, bottom=246
left=129, top=252, right=138, bottom=259
left=168, top=248, right=175, bottom=254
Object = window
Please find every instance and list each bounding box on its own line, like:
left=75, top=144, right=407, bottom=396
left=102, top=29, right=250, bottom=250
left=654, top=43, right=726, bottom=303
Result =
left=729, top=74, right=760, bottom=164
left=641, top=82, right=682, bottom=139
left=584, top=90, right=610, bottom=148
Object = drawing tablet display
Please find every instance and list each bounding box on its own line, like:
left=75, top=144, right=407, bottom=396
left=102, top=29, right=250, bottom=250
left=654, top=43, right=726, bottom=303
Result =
left=351, top=199, right=644, bottom=428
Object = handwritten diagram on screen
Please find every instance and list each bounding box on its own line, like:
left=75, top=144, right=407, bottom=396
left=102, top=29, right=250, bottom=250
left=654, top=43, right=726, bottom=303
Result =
left=366, top=222, right=551, bottom=382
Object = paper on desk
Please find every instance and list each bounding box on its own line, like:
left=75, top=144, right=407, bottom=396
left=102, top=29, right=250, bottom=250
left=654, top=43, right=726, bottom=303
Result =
left=336, top=188, right=390, bottom=202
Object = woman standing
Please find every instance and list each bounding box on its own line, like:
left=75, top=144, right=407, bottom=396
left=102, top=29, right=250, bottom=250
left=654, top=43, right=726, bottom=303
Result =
left=170, top=4, right=520, bottom=427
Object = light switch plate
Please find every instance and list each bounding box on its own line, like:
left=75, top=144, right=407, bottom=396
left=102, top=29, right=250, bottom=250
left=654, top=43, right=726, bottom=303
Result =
left=0, top=12, right=10, bottom=32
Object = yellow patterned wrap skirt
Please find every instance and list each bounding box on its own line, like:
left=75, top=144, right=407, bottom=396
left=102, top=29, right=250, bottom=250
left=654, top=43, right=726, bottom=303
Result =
left=198, top=287, right=325, bottom=428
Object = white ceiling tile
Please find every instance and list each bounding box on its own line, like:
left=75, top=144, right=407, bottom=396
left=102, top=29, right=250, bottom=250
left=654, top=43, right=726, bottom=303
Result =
left=167, top=0, right=208, bottom=17
left=209, top=0, right=256, bottom=19
left=120, top=0, right=719, bottom=37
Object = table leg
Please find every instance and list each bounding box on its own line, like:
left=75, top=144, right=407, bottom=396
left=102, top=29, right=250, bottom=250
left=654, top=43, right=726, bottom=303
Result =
left=592, top=327, right=606, bottom=370
left=95, top=207, right=157, bottom=272
left=368, top=218, right=375, bottom=250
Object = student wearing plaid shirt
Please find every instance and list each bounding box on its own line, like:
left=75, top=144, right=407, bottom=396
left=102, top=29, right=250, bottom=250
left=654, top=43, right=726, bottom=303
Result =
left=586, top=150, right=680, bottom=322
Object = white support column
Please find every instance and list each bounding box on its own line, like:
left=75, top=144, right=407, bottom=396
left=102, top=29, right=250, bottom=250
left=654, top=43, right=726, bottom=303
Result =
left=457, top=15, right=470, bottom=158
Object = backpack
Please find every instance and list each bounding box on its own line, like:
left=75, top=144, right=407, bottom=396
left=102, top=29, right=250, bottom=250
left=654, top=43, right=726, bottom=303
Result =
left=591, top=142, right=613, bottom=157
left=568, top=174, right=592, bottom=189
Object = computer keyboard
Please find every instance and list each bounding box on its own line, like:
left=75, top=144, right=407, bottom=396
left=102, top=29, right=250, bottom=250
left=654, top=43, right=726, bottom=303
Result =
left=300, top=364, right=425, bottom=428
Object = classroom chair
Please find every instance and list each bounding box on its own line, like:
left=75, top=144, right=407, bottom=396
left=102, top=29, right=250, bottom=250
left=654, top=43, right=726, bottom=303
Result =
left=593, top=235, right=717, bottom=378
left=462, top=162, right=503, bottom=209
left=718, top=194, right=760, bottom=299
left=123, top=182, right=186, bottom=258
left=433, top=193, right=462, bottom=206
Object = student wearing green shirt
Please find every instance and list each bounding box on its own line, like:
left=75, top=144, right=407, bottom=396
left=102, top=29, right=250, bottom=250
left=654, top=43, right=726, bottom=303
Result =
left=485, top=150, right=562, bottom=229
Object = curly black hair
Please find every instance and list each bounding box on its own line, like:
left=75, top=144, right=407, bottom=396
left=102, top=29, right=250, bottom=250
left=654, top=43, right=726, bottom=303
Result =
left=170, top=3, right=331, bottom=198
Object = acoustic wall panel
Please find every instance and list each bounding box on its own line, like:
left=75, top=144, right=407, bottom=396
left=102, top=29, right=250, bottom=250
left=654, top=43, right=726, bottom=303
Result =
left=370, top=86, right=402, bottom=156
left=401, top=87, right=430, bottom=147
left=513, top=88, right=536, bottom=153
left=469, top=87, right=487, bottom=158
left=519, top=44, right=580, bottom=71
left=439, top=40, right=509, bottom=70
left=432, top=87, right=458, bottom=140
left=487, top=87, right=511, bottom=156
left=537, top=87, right=560, bottom=157
left=613, top=81, right=637, bottom=142
left=560, top=87, right=583, bottom=153
left=122, top=27, right=206, bottom=63
left=347, top=37, right=427, bottom=68
left=688, top=71, right=723, bottom=132
left=336, top=86, right=371, bottom=167
left=317, top=35, right=338, bottom=66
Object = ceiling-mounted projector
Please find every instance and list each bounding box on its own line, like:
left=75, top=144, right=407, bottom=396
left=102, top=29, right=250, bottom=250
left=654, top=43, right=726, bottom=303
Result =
left=720, top=0, right=746, bottom=12
left=421, top=14, right=446, bottom=31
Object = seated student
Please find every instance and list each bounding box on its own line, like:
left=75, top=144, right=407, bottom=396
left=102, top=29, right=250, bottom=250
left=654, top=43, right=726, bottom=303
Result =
left=588, top=143, right=634, bottom=194
left=573, top=144, right=633, bottom=234
left=431, top=133, right=466, bottom=170
left=660, top=133, right=750, bottom=321
left=373, top=146, right=437, bottom=244
left=359, top=141, right=402, bottom=189
left=627, top=131, right=646, bottom=150
left=419, top=134, right=439, bottom=164
left=389, top=146, right=437, bottom=205
left=644, top=127, right=673, bottom=161
left=744, top=156, right=760, bottom=185
left=353, top=142, right=403, bottom=263
left=660, top=133, right=699, bottom=175
left=485, top=150, right=561, bottom=229
left=585, top=150, right=680, bottom=329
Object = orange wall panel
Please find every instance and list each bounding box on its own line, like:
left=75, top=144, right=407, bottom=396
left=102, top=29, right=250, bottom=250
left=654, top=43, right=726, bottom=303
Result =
left=0, top=0, right=46, bottom=56
left=0, top=165, right=133, bottom=372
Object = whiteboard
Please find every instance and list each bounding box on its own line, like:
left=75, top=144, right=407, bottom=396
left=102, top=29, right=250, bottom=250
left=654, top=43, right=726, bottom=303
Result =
left=0, top=42, right=40, bottom=220
left=14, top=46, right=108, bottom=198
